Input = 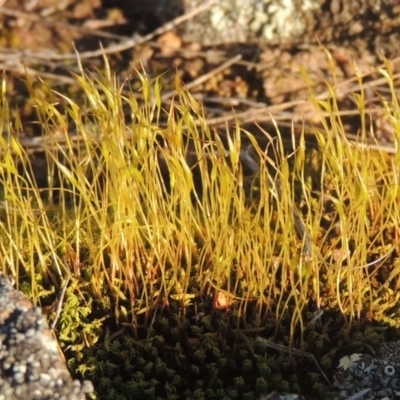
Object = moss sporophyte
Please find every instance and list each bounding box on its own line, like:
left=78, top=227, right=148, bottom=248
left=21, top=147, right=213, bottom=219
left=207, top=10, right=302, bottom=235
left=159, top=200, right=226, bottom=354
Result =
left=1, top=53, right=400, bottom=398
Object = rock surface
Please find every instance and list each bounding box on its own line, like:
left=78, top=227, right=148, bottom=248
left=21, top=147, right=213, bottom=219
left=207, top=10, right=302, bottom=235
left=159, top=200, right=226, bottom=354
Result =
left=146, top=0, right=400, bottom=54
left=258, top=343, right=400, bottom=400
left=333, top=348, right=400, bottom=400
left=0, top=273, right=93, bottom=400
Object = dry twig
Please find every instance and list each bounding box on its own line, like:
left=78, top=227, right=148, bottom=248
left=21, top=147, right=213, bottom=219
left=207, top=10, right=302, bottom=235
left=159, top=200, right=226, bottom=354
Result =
left=161, top=54, right=243, bottom=100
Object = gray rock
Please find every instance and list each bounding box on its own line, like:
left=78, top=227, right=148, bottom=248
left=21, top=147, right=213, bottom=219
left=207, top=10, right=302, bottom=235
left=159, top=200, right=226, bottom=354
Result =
left=177, top=0, right=320, bottom=45
left=0, top=273, right=93, bottom=400
left=333, top=351, right=400, bottom=400
left=147, top=0, right=400, bottom=56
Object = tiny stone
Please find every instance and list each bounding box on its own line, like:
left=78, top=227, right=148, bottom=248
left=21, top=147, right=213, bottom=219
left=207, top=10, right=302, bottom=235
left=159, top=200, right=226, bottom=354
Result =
left=13, top=373, right=25, bottom=385
left=38, top=373, right=52, bottom=386
left=81, top=380, right=94, bottom=393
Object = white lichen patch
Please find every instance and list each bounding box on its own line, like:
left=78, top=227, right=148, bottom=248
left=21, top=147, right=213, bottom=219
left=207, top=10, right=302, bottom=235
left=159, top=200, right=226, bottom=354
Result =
left=261, top=0, right=320, bottom=40
left=204, top=0, right=321, bottom=42
left=337, top=354, right=364, bottom=371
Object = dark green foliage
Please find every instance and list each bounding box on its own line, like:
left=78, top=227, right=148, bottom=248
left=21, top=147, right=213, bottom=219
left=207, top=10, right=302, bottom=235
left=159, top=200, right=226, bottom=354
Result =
left=35, top=271, right=391, bottom=400
left=17, top=244, right=389, bottom=400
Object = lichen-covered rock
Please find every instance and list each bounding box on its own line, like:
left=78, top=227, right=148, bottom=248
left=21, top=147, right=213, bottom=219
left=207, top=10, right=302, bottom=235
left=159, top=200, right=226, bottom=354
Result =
left=333, top=352, right=400, bottom=400
left=177, top=0, right=320, bottom=44
left=0, top=273, right=93, bottom=400
left=257, top=342, right=400, bottom=400
left=145, top=0, right=400, bottom=57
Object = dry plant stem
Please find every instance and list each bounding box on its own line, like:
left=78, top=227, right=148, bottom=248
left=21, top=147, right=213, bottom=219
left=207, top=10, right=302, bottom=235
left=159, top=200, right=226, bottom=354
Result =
left=50, top=275, right=71, bottom=331
left=161, top=54, right=243, bottom=100
left=256, top=336, right=331, bottom=386
left=345, top=389, right=371, bottom=400
left=17, top=0, right=219, bottom=62
left=0, top=0, right=220, bottom=80
left=0, top=64, right=77, bottom=84
left=133, top=39, right=257, bottom=69
left=192, top=94, right=266, bottom=108
left=0, top=6, right=126, bottom=39
left=205, top=62, right=400, bottom=126
left=0, top=0, right=225, bottom=90
left=7, top=122, right=400, bottom=159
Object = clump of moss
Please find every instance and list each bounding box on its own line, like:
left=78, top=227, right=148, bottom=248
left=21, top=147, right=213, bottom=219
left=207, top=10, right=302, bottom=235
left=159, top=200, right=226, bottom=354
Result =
left=0, top=52, right=400, bottom=398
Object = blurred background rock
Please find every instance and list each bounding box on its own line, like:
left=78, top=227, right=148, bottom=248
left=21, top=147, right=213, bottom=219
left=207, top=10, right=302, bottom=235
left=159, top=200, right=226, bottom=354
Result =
left=130, top=0, right=400, bottom=56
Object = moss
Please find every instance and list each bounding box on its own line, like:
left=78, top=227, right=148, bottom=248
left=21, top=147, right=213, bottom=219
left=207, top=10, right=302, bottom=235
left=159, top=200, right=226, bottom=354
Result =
left=0, top=51, right=400, bottom=398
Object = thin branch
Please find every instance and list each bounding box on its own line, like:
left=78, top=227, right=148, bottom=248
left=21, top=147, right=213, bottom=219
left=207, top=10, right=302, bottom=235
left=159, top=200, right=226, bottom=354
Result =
left=0, top=6, right=129, bottom=40
left=15, top=0, right=219, bottom=62
left=256, top=336, right=332, bottom=386
left=0, top=63, right=77, bottom=84
left=50, top=276, right=71, bottom=331
left=161, top=54, right=242, bottom=100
